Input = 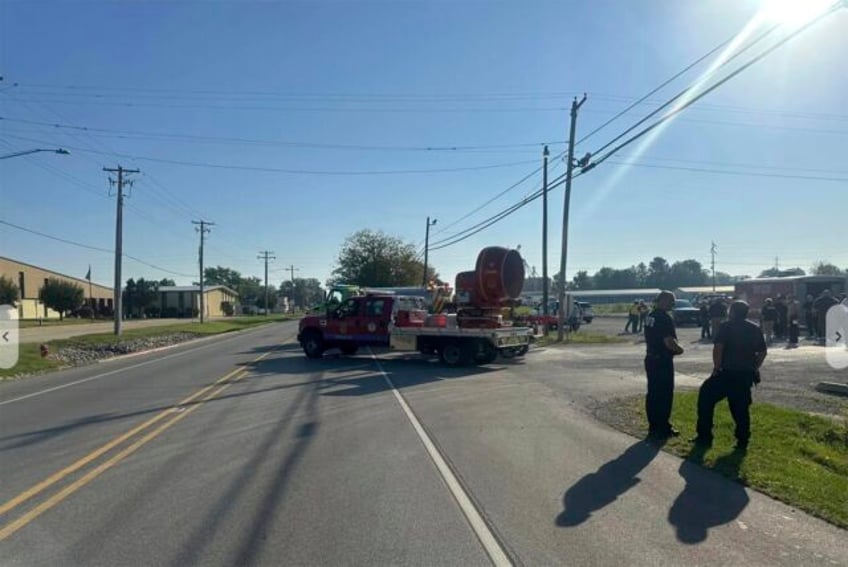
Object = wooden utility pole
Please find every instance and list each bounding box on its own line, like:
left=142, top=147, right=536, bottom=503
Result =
left=104, top=165, right=139, bottom=336
left=287, top=264, right=299, bottom=311
left=192, top=220, right=214, bottom=323
left=258, top=250, right=277, bottom=315
left=557, top=95, right=587, bottom=341
left=542, top=145, right=550, bottom=327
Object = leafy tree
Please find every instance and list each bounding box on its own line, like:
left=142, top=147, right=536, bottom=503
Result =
left=0, top=275, right=20, bottom=305
left=646, top=256, right=671, bottom=288
left=592, top=267, right=639, bottom=290
left=237, top=276, right=264, bottom=310
left=635, top=262, right=648, bottom=287
left=281, top=278, right=324, bottom=310
left=810, top=262, right=845, bottom=276
left=668, top=259, right=708, bottom=287
left=713, top=271, right=736, bottom=285
left=158, top=278, right=176, bottom=287
left=201, top=266, right=243, bottom=290
left=333, top=229, right=435, bottom=287
left=39, top=278, right=84, bottom=320
left=571, top=270, right=594, bottom=290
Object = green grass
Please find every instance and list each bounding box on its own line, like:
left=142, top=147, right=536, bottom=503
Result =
left=19, top=318, right=106, bottom=328
left=602, top=392, right=848, bottom=529
left=591, top=303, right=631, bottom=315
left=535, top=332, right=628, bottom=346
left=1, top=314, right=294, bottom=379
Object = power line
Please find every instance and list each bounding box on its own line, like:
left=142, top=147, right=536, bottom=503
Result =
left=604, top=160, right=848, bottom=183
left=0, top=219, right=194, bottom=277
left=0, top=135, right=538, bottom=175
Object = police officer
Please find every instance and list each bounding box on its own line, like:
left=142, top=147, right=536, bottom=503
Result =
left=644, top=291, right=684, bottom=439
left=693, top=300, right=767, bottom=450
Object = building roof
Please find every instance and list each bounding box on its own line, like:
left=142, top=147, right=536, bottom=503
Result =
left=570, top=288, right=661, bottom=297
left=0, top=255, right=113, bottom=294
left=676, top=285, right=735, bottom=294
left=158, top=285, right=238, bottom=296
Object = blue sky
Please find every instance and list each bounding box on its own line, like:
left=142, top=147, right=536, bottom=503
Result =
left=1, top=0, right=846, bottom=290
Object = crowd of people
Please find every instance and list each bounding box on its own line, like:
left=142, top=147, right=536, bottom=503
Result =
left=696, top=289, right=844, bottom=347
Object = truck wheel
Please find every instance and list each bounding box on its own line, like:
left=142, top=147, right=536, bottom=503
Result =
left=302, top=330, right=324, bottom=359
left=473, top=340, right=498, bottom=365
left=500, top=348, right=517, bottom=359
left=439, top=341, right=470, bottom=367
left=515, top=345, right=529, bottom=356
left=340, top=344, right=359, bottom=356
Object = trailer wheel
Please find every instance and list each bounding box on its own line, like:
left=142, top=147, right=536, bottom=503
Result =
left=439, top=341, right=470, bottom=367
left=302, top=330, right=324, bottom=359
left=340, top=344, right=359, bottom=356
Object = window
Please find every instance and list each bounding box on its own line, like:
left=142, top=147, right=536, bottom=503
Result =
left=366, top=299, right=386, bottom=317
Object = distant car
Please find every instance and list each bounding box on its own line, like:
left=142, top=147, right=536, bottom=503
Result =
left=576, top=301, right=594, bottom=323
left=673, top=299, right=701, bottom=326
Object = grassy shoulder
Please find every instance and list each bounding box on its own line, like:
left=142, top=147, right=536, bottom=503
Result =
left=535, top=332, right=628, bottom=346
left=596, top=391, right=848, bottom=529
left=2, top=314, right=295, bottom=378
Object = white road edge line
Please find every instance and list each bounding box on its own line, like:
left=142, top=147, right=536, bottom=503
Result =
left=0, top=325, right=294, bottom=407
left=370, top=354, right=512, bottom=567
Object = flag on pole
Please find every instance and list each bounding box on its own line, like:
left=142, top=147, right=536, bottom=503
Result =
left=85, top=265, right=91, bottom=281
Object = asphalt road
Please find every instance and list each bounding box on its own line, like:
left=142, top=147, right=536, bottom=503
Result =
left=1, top=321, right=845, bottom=566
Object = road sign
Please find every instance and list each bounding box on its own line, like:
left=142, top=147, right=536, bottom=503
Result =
left=0, top=305, right=19, bottom=369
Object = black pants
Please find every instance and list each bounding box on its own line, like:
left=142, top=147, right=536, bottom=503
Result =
left=645, top=356, right=675, bottom=434
left=789, top=321, right=800, bottom=344
left=701, top=320, right=711, bottom=339
left=696, top=371, right=753, bottom=442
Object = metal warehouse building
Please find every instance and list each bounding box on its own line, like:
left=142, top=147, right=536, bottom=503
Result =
left=0, top=256, right=114, bottom=319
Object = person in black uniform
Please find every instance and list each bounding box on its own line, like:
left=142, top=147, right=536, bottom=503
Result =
left=643, top=291, right=684, bottom=439
left=693, top=300, right=767, bottom=449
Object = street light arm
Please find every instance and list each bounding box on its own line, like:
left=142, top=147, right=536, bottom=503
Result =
left=0, top=148, right=69, bottom=160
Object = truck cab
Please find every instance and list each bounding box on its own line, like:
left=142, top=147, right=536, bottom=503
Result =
left=298, top=294, right=394, bottom=358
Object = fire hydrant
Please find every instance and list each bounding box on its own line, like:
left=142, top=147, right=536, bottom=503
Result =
left=40, top=344, right=49, bottom=358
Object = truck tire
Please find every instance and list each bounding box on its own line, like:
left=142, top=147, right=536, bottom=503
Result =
left=499, top=347, right=517, bottom=359
left=340, top=344, right=359, bottom=356
left=301, top=330, right=324, bottom=359
left=439, top=341, right=471, bottom=367
left=515, top=344, right=529, bottom=356
left=473, top=339, right=498, bottom=365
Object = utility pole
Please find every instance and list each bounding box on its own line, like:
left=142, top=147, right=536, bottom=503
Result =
left=710, top=241, right=717, bottom=291
left=542, top=145, right=550, bottom=328
left=258, top=251, right=277, bottom=315
left=104, top=165, right=139, bottom=336
left=423, top=217, right=437, bottom=287
left=557, top=94, right=587, bottom=342
left=192, top=220, right=214, bottom=323
left=287, top=264, right=299, bottom=311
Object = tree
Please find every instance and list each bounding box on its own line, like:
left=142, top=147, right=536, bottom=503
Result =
left=571, top=270, right=594, bottom=290
left=281, top=278, right=324, bottom=310
left=39, top=278, right=84, bottom=320
left=646, top=256, right=671, bottom=288
left=0, top=275, right=19, bottom=305
left=635, top=262, right=648, bottom=287
left=158, top=278, right=176, bottom=287
left=810, top=262, right=844, bottom=276
left=333, top=229, right=434, bottom=287
left=237, top=276, right=264, bottom=310
left=592, top=267, right=639, bottom=290
left=201, top=266, right=243, bottom=290
left=668, top=259, right=708, bottom=288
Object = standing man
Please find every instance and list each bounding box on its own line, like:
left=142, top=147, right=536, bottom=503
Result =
left=803, top=294, right=816, bottom=339
left=774, top=295, right=788, bottom=341
left=699, top=300, right=711, bottom=341
left=644, top=291, right=684, bottom=440
left=693, top=300, right=767, bottom=449
left=637, top=300, right=649, bottom=334
left=709, top=297, right=728, bottom=339
left=760, top=298, right=777, bottom=345
left=787, top=294, right=801, bottom=348
left=625, top=300, right=639, bottom=334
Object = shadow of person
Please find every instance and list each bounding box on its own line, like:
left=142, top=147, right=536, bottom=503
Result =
left=556, top=439, right=663, bottom=527
left=668, top=447, right=750, bottom=544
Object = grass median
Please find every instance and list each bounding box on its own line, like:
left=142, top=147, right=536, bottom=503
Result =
left=2, top=314, right=297, bottom=379
left=536, top=332, right=628, bottom=346
left=597, top=391, right=848, bottom=529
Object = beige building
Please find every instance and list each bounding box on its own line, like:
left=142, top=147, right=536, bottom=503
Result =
left=156, top=285, right=239, bottom=318
left=0, top=256, right=114, bottom=319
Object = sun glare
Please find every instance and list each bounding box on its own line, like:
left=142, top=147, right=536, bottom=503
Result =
left=760, top=0, right=836, bottom=25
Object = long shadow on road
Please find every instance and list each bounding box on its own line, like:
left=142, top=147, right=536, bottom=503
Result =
left=556, top=439, right=663, bottom=527
left=667, top=447, right=749, bottom=544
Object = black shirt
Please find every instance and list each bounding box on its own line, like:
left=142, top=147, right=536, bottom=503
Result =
left=644, top=309, right=676, bottom=358
left=708, top=301, right=727, bottom=318
left=715, top=319, right=767, bottom=372
left=761, top=305, right=777, bottom=322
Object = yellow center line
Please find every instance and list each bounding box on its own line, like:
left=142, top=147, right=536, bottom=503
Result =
left=0, top=342, right=282, bottom=519
left=0, top=369, right=250, bottom=541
